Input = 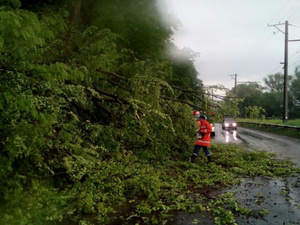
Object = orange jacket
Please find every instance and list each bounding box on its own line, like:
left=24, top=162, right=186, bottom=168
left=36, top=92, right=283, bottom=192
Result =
left=194, top=119, right=212, bottom=146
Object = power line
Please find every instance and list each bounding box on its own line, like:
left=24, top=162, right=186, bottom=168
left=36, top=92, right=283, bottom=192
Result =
left=290, top=23, right=300, bottom=28
left=269, top=0, right=292, bottom=24
left=267, top=65, right=282, bottom=74
left=285, top=1, right=300, bottom=20
left=266, top=49, right=300, bottom=75
left=236, top=81, right=261, bottom=85
left=289, top=49, right=300, bottom=59
left=236, top=1, right=300, bottom=77
left=288, top=60, right=300, bottom=68
left=288, top=47, right=300, bottom=70
left=238, top=24, right=287, bottom=74
left=267, top=21, right=300, bottom=121
left=268, top=21, right=289, bottom=121
left=278, top=0, right=300, bottom=22
left=237, top=32, right=274, bottom=74
left=288, top=55, right=300, bottom=69
left=238, top=75, right=254, bottom=80
left=228, top=74, right=237, bottom=95
left=236, top=0, right=295, bottom=74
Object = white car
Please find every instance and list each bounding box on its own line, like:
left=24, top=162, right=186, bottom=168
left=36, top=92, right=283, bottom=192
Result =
left=222, top=118, right=237, bottom=130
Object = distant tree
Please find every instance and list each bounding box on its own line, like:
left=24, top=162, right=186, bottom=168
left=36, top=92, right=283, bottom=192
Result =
left=245, top=106, right=265, bottom=119
left=263, top=73, right=294, bottom=118
left=290, top=67, right=300, bottom=100
left=290, top=66, right=300, bottom=118
left=235, top=83, right=263, bottom=117
left=263, top=73, right=293, bottom=93
left=260, top=92, right=282, bottom=118
left=217, top=90, right=241, bottom=118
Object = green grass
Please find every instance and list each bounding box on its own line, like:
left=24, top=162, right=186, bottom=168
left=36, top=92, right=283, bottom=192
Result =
left=236, top=119, right=300, bottom=139
left=236, top=118, right=300, bottom=127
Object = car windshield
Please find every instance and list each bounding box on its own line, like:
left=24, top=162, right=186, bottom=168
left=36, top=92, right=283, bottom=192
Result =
left=224, top=118, right=235, bottom=122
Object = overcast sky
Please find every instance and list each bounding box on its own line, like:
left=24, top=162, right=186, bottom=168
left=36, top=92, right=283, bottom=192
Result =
left=158, top=0, right=300, bottom=90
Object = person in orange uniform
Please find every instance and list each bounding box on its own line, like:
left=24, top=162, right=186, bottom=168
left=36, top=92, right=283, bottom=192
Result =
left=191, top=115, right=213, bottom=163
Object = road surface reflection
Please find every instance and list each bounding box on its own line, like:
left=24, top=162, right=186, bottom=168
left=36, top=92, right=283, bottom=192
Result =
left=211, top=124, right=242, bottom=145
left=225, top=130, right=237, bottom=143
left=212, top=123, right=300, bottom=167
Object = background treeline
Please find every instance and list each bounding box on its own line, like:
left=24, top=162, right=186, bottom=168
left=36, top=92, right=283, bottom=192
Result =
left=232, top=70, right=300, bottom=119
left=0, top=0, right=211, bottom=224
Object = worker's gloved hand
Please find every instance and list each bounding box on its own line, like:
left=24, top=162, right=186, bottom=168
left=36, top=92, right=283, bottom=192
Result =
left=197, top=132, right=202, bottom=139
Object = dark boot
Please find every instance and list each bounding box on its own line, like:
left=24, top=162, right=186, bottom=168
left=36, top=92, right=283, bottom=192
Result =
left=191, top=154, right=197, bottom=163
left=207, top=155, right=213, bottom=163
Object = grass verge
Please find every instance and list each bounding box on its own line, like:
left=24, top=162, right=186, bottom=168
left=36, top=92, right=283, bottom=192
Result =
left=236, top=118, right=300, bottom=127
left=237, top=121, right=300, bottom=139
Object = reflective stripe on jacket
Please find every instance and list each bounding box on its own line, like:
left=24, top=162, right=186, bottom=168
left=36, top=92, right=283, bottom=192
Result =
left=194, top=119, right=212, bottom=147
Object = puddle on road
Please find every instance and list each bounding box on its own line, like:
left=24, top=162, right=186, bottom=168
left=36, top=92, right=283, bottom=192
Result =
left=231, top=176, right=300, bottom=225
left=166, top=174, right=300, bottom=225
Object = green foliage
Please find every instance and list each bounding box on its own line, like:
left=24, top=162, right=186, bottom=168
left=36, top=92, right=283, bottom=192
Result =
left=213, top=208, right=237, bottom=225
left=263, top=73, right=293, bottom=93
left=260, top=92, right=283, bottom=118
left=259, top=209, right=269, bottom=217
left=291, top=66, right=300, bottom=118
left=0, top=181, right=75, bottom=225
left=0, top=0, right=21, bottom=9
left=245, top=106, right=265, bottom=119
left=237, top=118, right=300, bottom=127
left=1, top=1, right=299, bottom=225
left=233, top=70, right=300, bottom=119
left=234, top=83, right=263, bottom=117
left=80, top=0, right=174, bottom=60
left=0, top=1, right=198, bottom=223
left=192, top=219, right=199, bottom=224
left=217, top=91, right=241, bottom=119
left=236, top=119, right=300, bottom=139
left=212, top=143, right=297, bottom=177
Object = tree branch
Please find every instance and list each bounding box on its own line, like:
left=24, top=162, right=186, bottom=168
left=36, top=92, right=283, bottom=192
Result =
left=96, top=68, right=128, bottom=81
left=162, top=98, right=180, bottom=117
left=160, top=95, right=202, bottom=110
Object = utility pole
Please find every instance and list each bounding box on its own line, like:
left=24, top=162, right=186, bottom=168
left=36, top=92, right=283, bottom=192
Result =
left=268, top=21, right=289, bottom=122
left=283, top=20, right=288, bottom=122
left=229, top=73, right=237, bottom=95
left=235, top=73, right=237, bottom=95
left=268, top=21, right=300, bottom=121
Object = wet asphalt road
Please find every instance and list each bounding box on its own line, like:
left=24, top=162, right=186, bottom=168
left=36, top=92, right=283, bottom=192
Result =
left=171, top=123, right=300, bottom=225
left=212, top=123, right=300, bottom=167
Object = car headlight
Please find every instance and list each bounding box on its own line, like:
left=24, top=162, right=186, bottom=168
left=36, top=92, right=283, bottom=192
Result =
left=232, top=123, right=237, bottom=126
left=225, top=123, right=229, bottom=127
